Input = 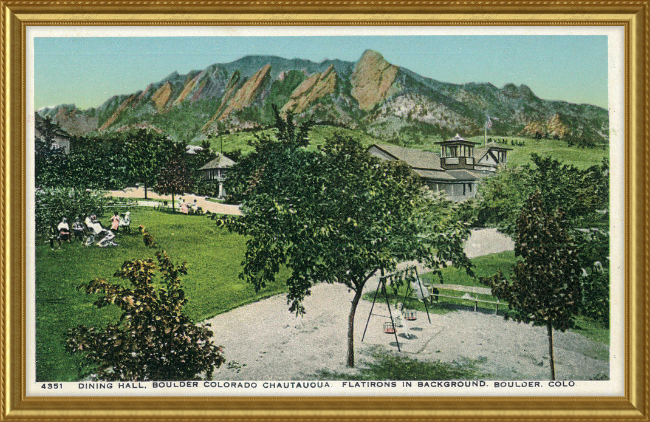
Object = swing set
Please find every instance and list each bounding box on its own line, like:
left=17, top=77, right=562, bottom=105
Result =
left=361, top=266, right=432, bottom=351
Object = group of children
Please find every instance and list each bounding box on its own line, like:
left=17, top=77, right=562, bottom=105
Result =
left=50, top=211, right=131, bottom=250
left=179, top=198, right=199, bottom=214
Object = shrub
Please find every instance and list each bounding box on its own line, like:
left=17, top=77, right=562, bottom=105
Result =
left=66, top=250, right=225, bottom=381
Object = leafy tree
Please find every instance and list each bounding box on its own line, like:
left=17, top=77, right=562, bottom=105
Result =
left=481, top=191, right=582, bottom=380
left=35, top=116, right=65, bottom=158
left=36, top=130, right=130, bottom=190
left=155, top=155, right=195, bottom=210
left=475, top=166, right=529, bottom=235
left=66, top=250, right=225, bottom=381
left=574, top=228, right=610, bottom=324
left=35, top=187, right=106, bottom=236
left=478, top=154, right=608, bottom=236
left=223, top=148, right=243, bottom=163
left=218, top=108, right=472, bottom=367
left=477, top=155, right=610, bottom=324
left=69, top=133, right=131, bottom=190
left=124, top=129, right=176, bottom=199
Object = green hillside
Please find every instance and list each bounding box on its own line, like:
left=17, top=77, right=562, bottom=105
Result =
left=465, top=135, right=609, bottom=169
left=196, top=125, right=608, bottom=170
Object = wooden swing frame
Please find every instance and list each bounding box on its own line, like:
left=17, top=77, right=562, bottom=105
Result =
left=361, top=266, right=432, bottom=351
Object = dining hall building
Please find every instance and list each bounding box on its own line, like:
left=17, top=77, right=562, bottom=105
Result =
left=368, top=134, right=511, bottom=201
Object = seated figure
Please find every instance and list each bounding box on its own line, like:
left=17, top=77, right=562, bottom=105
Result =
left=119, top=211, right=131, bottom=232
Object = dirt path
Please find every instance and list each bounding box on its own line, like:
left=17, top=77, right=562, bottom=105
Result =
left=107, top=187, right=242, bottom=215
left=204, top=229, right=608, bottom=381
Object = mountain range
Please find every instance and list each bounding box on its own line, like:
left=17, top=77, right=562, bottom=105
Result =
left=37, top=50, right=609, bottom=144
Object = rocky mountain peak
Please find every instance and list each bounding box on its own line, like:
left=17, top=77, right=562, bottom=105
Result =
left=281, top=64, right=338, bottom=115
left=351, top=50, right=400, bottom=110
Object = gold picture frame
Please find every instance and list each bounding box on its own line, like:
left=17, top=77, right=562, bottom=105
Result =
left=2, top=1, right=647, bottom=420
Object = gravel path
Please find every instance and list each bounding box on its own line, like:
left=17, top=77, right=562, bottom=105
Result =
left=107, top=187, right=242, bottom=215
left=205, top=229, right=608, bottom=381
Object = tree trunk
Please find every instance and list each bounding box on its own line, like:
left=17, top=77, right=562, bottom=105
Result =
left=171, top=192, right=175, bottom=211
left=347, top=288, right=363, bottom=368
left=547, top=322, right=556, bottom=380
left=144, top=182, right=148, bottom=199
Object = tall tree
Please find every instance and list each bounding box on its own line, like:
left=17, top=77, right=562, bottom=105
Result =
left=477, top=155, right=610, bottom=325
left=155, top=156, right=195, bottom=211
left=66, top=250, right=225, bottom=381
left=481, top=190, right=582, bottom=380
left=218, top=108, right=472, bottom=367
left=124, top=129, right=175, bottom=199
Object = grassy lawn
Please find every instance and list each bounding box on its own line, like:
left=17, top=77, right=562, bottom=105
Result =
left=315, top=346, right=486, bottom=381
left=37, top=210, right=609, bottom=381
left=364, top=252, right=517, bottom=315
left=35, top=207, right=289, bottom=382
left=364, top=250, right=610, bottom=345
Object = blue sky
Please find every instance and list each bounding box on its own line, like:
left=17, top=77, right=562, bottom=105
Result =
left=34, top=35, right=608, bottom=110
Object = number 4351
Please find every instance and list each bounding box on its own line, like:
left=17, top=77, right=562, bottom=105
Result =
left=41, top=383, right=62, bottom=389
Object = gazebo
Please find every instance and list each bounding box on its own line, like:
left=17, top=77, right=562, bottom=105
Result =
left=198, top=153, right=236, bottom=198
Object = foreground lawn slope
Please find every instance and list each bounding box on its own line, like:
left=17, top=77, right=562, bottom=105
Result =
left=35, top=208, right=289, bottom=382
left=36, top=210, right=609, bottom=381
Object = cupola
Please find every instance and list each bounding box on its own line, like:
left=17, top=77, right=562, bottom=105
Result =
left=435, top=134, right=479, bottom=170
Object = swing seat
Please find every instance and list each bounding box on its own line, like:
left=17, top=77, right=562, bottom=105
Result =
left=403, top=309, right=417, bottom=321
left=383, top=321, right=396, bottom=334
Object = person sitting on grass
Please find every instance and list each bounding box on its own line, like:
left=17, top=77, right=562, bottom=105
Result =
left=84, top=215, right=102, bottom=246
left=97, top=229, right=118, bottom=248
left=119, top=211, right=131, bottom=233
left=49, top=225, right=61, bottom=250
left=57, top=217, right=71, bottom=244
left=180, top=201, right=189, bottom=214
left=83, top=215, right=118, bottom=247
left=84, top=214, right=93, bottom=229
left=72, top=217, right=86, bottom=243
left=110, top=212, right=120, bottom=231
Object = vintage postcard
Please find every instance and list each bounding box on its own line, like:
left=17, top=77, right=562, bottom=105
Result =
left=26, top=25, right=625, bottom=398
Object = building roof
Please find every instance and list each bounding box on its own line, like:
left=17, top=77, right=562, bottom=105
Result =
left=369, top=144, right=443, bottom=171
left=414, top=169, right=483, bottom=183
left=467, top=170, right=497, bottom=180
left=199, top=154, right=236, bottom=170
left=413, top=169, right=457, bottom=181
left=435, top=133, right=480, bottom=146
left=483, top=142, right=513, bottom=151
left=473, top=147, right=490, bottom=161
left=186, top=145, right=204, bottom=155
left=369, top=135, right=507, bottom=184
left=445, top=170, right=479, bottom=181
left=474, top=143, right=511, bottom=162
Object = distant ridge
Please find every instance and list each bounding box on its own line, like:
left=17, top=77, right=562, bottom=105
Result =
left=38, top=50, right=609, bottom=144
